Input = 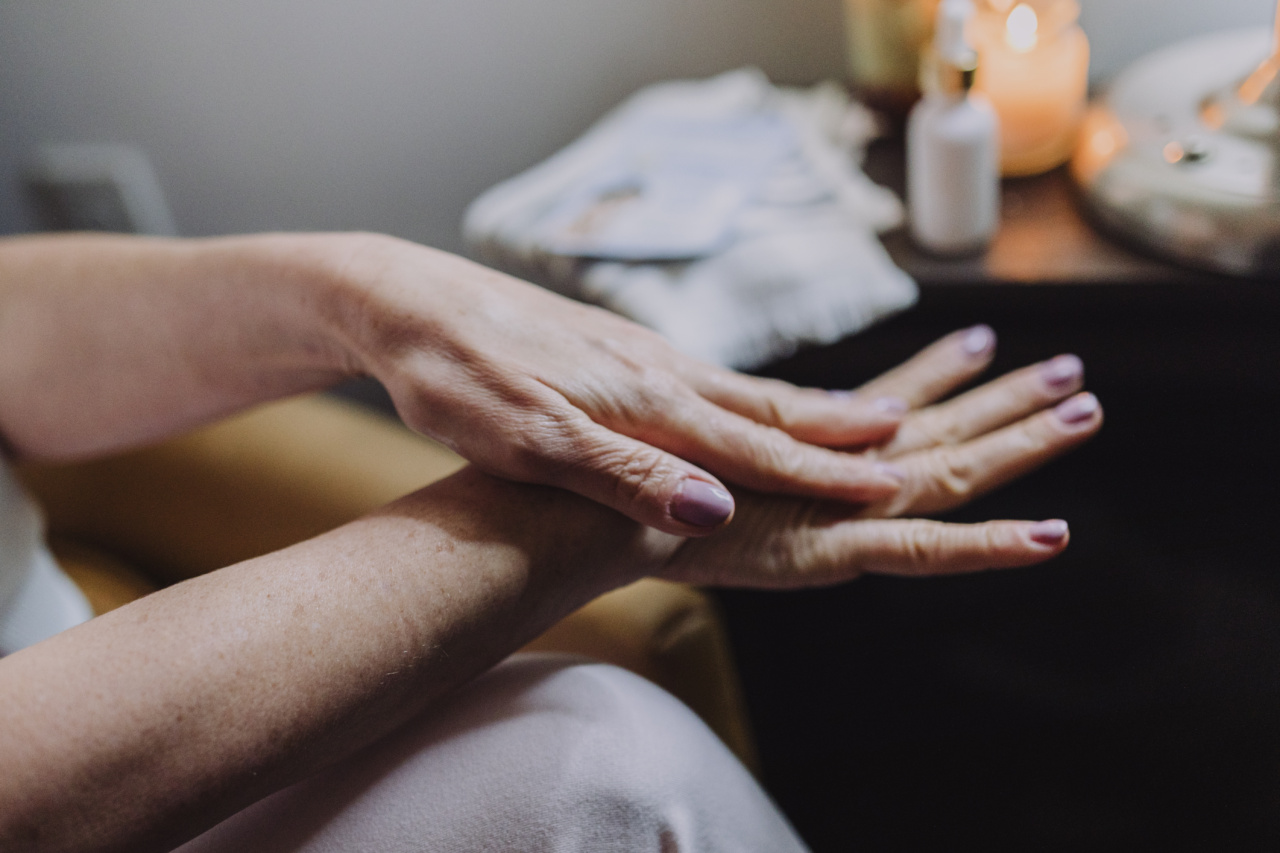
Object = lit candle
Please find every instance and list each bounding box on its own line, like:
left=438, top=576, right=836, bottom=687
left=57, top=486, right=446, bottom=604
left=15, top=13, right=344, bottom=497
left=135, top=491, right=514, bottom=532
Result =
left=971, top=0, right=1089, bottom=176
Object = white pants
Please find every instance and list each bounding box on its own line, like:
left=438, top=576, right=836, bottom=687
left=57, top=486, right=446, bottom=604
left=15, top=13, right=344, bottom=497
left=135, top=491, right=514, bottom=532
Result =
left=176, top=654, right=810, bottom=853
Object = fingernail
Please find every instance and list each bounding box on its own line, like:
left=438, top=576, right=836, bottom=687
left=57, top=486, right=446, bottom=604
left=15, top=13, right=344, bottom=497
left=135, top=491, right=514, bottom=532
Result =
left=670, top=480, right=734, bottom=528
left=873, top=396, right=909, bottom=415
left=873, top=461, right=908, bottom=482
left=828, top=389, right=858, bottom=399
left=1040, top=354, right=1084, bottom=390
left=1029, top=519, right=1069, bottom=545
left=961, top=325, right=996, bottom=357
left=1055, top=392, right=1100, bottom=425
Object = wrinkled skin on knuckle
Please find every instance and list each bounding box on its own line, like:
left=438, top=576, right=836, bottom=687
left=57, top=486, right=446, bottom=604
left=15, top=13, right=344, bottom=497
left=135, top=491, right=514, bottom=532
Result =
left=757, top=500, right=867, bottom=587
left=487, top=418, right=574, bottom=483
left=894, top=523, right=941, bottom=576
left=584, top=442, right=676, bottom=513
left=753, top=392, right=790, bottom=432
left=738, top=426, right=815, bottom=486
left=926, top=447, right=978, bottom=504
left=668, top=496, right=844, bottom=588
left=981, top=521, right=1027, bottom=563
left=906, top=412, right=969, bottom=450
left=981, top=522, right=1013, bottom=558
left=565, top=362, right=687, bottom=430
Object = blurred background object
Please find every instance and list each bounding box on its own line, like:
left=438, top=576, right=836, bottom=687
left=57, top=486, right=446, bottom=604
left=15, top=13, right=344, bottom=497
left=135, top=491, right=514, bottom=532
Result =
left=24, top=142, right=176, bottom=234
left=0, top=1, right=1269, bottom=249
left=972, top=0, right=1089, bottom=176
left=0, top=0, right=846, bottom=248
left=1074, top=0, right=1280, bottom=276
left=843, top=0, right=941, bottom=111
left=907, top=0, right=1001, bottom=254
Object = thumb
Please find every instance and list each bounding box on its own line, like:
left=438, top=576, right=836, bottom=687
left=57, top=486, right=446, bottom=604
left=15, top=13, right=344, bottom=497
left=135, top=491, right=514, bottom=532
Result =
left=540, top=419, right=735, bottom=537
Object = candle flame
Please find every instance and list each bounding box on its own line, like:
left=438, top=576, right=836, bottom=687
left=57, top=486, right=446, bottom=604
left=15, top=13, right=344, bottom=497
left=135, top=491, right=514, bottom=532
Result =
left=1005, top=4, right=1039, bottom=52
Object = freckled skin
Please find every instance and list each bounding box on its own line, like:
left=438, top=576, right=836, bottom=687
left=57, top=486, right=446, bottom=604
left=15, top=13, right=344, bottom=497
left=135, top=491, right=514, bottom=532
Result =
left=0, top=233, right=1099, bottom=852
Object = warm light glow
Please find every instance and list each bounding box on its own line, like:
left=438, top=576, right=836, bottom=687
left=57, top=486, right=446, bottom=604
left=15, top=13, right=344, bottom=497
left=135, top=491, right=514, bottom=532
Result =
left=1201, top=100, right=1226, bottom=131
left=1091, top=130, right=1117, bottom=159
left=1163, top=142, right=1185, bottom=164
left=1238, top=58, right=1280, bottom=106
left=988, top=0, right=1015, bottom=12
left=1005, top=4, right=1039, bottom=52
left=1073, top=108, right=1129, bottom=184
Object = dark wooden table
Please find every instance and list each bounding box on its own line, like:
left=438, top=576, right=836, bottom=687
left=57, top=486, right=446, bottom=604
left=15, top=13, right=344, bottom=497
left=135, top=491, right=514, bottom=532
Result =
left=724, top=143, right=1280, bottom=852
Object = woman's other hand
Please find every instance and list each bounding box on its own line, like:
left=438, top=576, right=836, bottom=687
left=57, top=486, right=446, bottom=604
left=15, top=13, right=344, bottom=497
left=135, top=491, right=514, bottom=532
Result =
left=661, top=331, right=1103, bottom=587
left=332, top=235, right=914, bottom=538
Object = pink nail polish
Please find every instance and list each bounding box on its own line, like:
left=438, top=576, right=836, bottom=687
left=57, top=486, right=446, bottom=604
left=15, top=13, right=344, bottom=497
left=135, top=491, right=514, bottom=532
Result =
left=961, top=325, right=996, bottom=357
left=1029, top=519, right=1069, bottom=545
left=670, top=480, right=734, bottom=528
left=874, top=462, right=908, bottom=482
left=1055, top=393, right=1099, bottom=425
left=873, top=396, right=909, bottom=415
left=1040, top=354, right=1084, bottom=390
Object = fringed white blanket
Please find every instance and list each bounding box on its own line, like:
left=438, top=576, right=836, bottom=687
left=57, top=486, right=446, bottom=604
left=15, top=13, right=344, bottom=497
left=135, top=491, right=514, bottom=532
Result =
left=464, top=68, right=918, bottom=370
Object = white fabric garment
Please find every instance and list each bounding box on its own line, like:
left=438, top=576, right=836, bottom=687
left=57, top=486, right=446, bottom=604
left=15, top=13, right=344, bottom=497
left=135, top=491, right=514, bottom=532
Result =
left=176, top=654, right=811, bottom=853
left=465, top=68, right=918, bottom=370
left=0, top=455, right=93, bottom=655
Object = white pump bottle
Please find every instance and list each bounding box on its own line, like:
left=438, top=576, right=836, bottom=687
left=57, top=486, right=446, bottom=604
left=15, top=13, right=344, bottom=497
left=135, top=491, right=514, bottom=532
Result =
left=906, top=0, right=1000, bottom=255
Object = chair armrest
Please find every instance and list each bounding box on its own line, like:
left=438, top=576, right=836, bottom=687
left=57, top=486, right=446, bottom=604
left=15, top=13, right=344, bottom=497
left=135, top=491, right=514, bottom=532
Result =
left=18, top=394, right=464, bottom=583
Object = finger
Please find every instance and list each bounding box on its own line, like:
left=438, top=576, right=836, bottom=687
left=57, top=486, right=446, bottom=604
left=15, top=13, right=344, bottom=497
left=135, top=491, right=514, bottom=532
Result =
left=875, top=392, right=1103, bottom=518
left=837, top=518, right=1070, bottom=579
left=639, top=394, right=908, bottom=504
left=506, top=414, right=741, bottom=538
left=855, top=325, right=997, bottom=408
left=686, top=366, right=908, bottom=447
left=671, top=514, right=1071, bottom=589
left=882, top=354, right=1085, bottom=457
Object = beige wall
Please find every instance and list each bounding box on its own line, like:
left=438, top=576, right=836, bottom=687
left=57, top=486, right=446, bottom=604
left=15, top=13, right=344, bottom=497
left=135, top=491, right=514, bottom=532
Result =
left=0, top=1, right=846, bottom=246
left=0, top=1, right=1271, bottom=246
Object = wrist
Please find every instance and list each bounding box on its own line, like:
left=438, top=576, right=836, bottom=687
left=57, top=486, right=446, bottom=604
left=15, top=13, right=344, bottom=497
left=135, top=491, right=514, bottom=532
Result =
left=419, top=468, right=686, bottom=603
left=197, top=232, right=390, bottom=383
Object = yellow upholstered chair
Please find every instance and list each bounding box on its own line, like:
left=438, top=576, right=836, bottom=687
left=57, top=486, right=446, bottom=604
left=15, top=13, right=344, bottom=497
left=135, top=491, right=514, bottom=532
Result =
left=15, top=394, right=756, bottom=769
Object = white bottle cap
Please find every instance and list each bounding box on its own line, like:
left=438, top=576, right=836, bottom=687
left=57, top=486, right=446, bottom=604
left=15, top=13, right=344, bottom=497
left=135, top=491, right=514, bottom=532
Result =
left=934, top=0, right=977, bottom=66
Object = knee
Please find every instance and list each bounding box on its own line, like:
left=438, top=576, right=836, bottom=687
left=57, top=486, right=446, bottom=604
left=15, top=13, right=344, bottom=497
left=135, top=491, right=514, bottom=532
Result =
left=487, top=655, right=751, bottom=844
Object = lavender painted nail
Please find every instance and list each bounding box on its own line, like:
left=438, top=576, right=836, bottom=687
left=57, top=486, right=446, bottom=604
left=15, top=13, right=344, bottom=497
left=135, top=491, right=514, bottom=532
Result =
left=1029, top=519, right=1070, bottom=545
left=1040, top=354, right=1084, bottom=390
left=961, top=325, right=996, bottom=357
left=874, top=462, right=908, bottom=482
left=1055, top=393, right=1100, bottom=425
left=828, top=389, right=858, bottom=399
left=671, top=480, right=734, bottom=528
left=873, top=396, right=910, bottom=415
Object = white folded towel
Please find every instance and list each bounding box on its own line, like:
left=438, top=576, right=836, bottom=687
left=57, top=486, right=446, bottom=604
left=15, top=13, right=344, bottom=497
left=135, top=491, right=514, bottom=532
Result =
left=464, top=68, right=918, bottom=370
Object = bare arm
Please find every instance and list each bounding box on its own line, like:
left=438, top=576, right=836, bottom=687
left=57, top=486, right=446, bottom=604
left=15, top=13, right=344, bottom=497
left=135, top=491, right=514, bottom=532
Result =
left=0, top=468, right=660, bottom=852
left=0, top=234, right=361, bottom=459
left=0, top=232, right=912, bottom=536
left=0, top=333, right=1102, bottom=853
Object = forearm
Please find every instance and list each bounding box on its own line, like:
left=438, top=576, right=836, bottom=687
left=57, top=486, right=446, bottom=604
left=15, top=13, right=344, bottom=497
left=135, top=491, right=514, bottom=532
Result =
left=0, top=466, right=673, bottom=853
left=0, top=232, right=362, bottom=460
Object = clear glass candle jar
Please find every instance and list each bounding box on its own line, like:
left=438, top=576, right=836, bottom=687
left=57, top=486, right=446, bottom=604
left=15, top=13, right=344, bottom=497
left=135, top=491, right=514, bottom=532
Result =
left=843, top=0, right=941, bottom=112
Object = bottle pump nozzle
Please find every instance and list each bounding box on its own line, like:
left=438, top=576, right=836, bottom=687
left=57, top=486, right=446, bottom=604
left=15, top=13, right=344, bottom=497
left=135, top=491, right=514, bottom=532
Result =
left=925, top=0, right=979, bottom=94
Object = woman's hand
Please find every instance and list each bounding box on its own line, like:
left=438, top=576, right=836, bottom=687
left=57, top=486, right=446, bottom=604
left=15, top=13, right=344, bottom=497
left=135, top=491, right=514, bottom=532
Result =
left=330, top=235, right=912, bottom=537
left=660, top=329, right=1103, bottom=587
